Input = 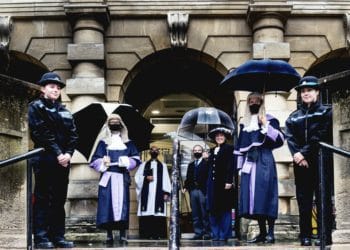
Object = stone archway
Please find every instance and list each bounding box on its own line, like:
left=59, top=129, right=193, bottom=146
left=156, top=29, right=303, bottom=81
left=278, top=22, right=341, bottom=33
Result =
left=119, top=48, right=236, bottom=238
left=123, top=48, right=234, bottom=115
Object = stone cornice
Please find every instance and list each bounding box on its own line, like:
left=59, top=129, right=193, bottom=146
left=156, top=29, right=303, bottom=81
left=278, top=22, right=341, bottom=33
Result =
left=1, top=1, right=350, bottom=17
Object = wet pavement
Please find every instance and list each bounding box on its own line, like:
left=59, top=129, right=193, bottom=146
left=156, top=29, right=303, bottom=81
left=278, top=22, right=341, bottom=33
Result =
left=68, top=238, right=341, bottom=249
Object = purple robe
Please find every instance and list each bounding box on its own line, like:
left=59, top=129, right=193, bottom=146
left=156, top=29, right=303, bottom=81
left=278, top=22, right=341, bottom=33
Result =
left=90, top=140, right=140, bottom=230
left=234, top=114, right=284, bottom=219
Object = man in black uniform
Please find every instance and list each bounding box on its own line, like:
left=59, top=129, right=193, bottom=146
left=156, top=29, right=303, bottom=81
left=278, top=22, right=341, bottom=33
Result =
left=28, top=72, right=78, bottom=249
left=285, top=76, right=333, bottom=246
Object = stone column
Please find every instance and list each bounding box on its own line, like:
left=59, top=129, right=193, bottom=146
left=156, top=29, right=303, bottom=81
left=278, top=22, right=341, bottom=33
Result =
left=331, top=90, right=350, bottom=244
left=245, top=1, right=298, bottom=240
left=64, top=1, right=110, bottom=241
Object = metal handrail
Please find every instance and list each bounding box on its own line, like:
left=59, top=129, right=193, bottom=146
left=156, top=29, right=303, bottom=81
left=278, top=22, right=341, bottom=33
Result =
left=318, top=142, right=350, bottom=250
left=0, top=147, right=44, bottom=250
left=0, top=148, right=44, bottom=168
left=319, top=141, right=350, bottom=158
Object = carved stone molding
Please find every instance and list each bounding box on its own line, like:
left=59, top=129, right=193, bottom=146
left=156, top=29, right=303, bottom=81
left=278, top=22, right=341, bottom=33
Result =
left=0, top=16, right=12, bottom=49
left=167, top=12, right=189, bottom=48
left=344, top=13, right=350, bottom=52
left=0, top=16, right=12, bottom=73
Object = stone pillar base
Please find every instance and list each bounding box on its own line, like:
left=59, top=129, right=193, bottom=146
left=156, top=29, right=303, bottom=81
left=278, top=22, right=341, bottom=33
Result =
left=332, top=229, right=350, bottom=244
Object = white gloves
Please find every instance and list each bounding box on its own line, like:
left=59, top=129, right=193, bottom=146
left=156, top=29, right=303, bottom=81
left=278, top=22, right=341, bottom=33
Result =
left=118, top=156, right=130, bottom=168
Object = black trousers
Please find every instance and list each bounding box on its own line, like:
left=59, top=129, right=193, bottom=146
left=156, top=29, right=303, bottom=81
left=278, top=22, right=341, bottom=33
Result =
left=294, top=162, right=333, bottom=241
left=139, top=216, right=167, bottom=239
left=33, top=155, right=70, bottom=243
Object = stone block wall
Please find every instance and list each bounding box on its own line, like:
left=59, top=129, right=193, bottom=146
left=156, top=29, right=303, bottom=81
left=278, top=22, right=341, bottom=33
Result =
left=0, top=74, right=39, bottom=248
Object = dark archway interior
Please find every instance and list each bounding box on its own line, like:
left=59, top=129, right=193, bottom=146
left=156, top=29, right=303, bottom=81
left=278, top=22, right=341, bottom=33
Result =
left=6, top=51, right=48, bottom=83
left=124, top=49, right=234, bottom=116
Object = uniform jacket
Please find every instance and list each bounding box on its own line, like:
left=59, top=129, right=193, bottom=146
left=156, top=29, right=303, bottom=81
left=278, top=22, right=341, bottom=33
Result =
left=28, top=97, right=78, bottom=156
left=285, top=101, right=332, bottom=163
left=184, top=159, right=209, bottom=194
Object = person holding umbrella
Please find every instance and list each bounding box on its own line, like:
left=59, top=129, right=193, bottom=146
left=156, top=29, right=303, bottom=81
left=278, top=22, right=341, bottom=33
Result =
left=234, top=92, right=284, bottom=244
left=206, top=127, right=235, bottom=242
left=285, top=76, right=333, bottom=246
left=28, top=72, right=78, bottom=249
left=89, top=113, right=141, bottom=245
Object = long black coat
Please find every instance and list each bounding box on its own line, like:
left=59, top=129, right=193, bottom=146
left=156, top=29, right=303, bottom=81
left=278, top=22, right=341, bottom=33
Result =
left=206, top=143, right=235, bottom=215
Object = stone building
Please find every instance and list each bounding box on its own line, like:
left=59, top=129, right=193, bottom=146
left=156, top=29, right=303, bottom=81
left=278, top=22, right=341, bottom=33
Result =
left=0, top=0, right=350, bottom=246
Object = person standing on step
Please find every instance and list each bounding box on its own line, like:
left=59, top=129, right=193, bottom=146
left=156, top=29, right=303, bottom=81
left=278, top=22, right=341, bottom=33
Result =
left=90, top=113, right=141, bottom=246
left=234, top=92, right=284, bottom=244
left=28, top=72, right=78, bottom=249
left=135, top=146, right=171, bottom=239
left=285, top=76, right=333, bottom=246
left=183, top=145, right=211, bottom=240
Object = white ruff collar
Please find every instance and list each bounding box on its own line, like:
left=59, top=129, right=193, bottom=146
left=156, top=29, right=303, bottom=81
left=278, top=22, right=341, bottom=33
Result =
left=243, top=114, right=260, bottom=132
left=107, top=133, right=127, bottom=150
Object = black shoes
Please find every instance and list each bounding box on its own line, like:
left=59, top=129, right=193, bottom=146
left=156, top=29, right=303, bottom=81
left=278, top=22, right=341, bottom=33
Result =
left=119, top=236, right=128, bottom=244
left=34, top=241, right=55, bottom=249
left=247, top=234, right=266, bottom=243
left=301, top=237, right=312, bottom=246
left=202, top=234, right=211, bottom=240
left=190, top=234, right=203, bottom=240
left=53, top=239, right=75, bottom=248
left=314, top=238, right=332, bottom=246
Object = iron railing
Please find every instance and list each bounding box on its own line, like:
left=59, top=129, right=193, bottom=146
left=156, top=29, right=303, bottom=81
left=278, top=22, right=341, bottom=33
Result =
left=0, top=148, right=44, bottom=250
left=318, top=142, right=350, bottom=250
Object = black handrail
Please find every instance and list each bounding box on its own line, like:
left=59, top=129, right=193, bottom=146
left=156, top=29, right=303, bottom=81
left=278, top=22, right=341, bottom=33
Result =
left=0, top=147, right=44, bottom=250
left=319, top=141, right=350, bottom=158
left=318, top=142, right=350, bottom=250
left=0, top=148, right=44, bottom=168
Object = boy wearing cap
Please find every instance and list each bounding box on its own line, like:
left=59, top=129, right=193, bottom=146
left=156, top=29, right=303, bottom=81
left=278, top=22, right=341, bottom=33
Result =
left=285, top=76, right=333, bottom=246
left=28, top=72, right=78, bottom=248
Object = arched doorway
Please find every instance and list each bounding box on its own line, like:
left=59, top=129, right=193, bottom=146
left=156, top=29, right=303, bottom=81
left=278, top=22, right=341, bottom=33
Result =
left=121, top=48, right=236, bottom=238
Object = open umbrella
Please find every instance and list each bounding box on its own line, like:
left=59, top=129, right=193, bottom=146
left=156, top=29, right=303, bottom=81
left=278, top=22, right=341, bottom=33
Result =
left=177, top=107, right=234, bottom=141
left=73, top=102, right=154, bottom=160
left=220, top=58, right=301, bottom=92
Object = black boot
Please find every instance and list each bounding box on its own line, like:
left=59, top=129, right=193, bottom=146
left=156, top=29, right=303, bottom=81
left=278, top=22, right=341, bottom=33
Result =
left=119, top=230, right=128, bottom=244
left=104, top=230, right=114, bottom=246
left=265, top=218, right=275, bottom=243
left=34, top=230, right=54, bottom=249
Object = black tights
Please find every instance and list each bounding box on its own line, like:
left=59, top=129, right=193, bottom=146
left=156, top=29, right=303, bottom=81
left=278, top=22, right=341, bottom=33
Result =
left=257, top=217, right=275, bottom=237
left=107, top=229, right=126, bottom=240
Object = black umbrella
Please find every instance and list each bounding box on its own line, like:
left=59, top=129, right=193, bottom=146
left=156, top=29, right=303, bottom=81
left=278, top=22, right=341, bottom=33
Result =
left=73, top=102, right=154, bottom=160
left=220, top=58, right=301, bottom=92
left=177, top=107, right=234, bottom=141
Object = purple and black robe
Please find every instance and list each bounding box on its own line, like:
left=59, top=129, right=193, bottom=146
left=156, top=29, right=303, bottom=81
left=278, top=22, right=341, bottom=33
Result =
left=234, top=114, right=284, bottom=219
left=90, top=140, right=141, bottom=230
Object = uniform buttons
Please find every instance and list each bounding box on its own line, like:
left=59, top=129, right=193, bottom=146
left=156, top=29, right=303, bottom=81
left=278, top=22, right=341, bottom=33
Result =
left=212, top=177, right=215, bottom=180
left=212, top=170, right=215, bottom=173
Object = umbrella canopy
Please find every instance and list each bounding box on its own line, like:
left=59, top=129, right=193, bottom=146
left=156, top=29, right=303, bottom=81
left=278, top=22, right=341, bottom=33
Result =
left=73, top=102, right=154, bottom=160
left=177, top=107, right=234, bottom=141
left=220, top=58, right=301, bottom=92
